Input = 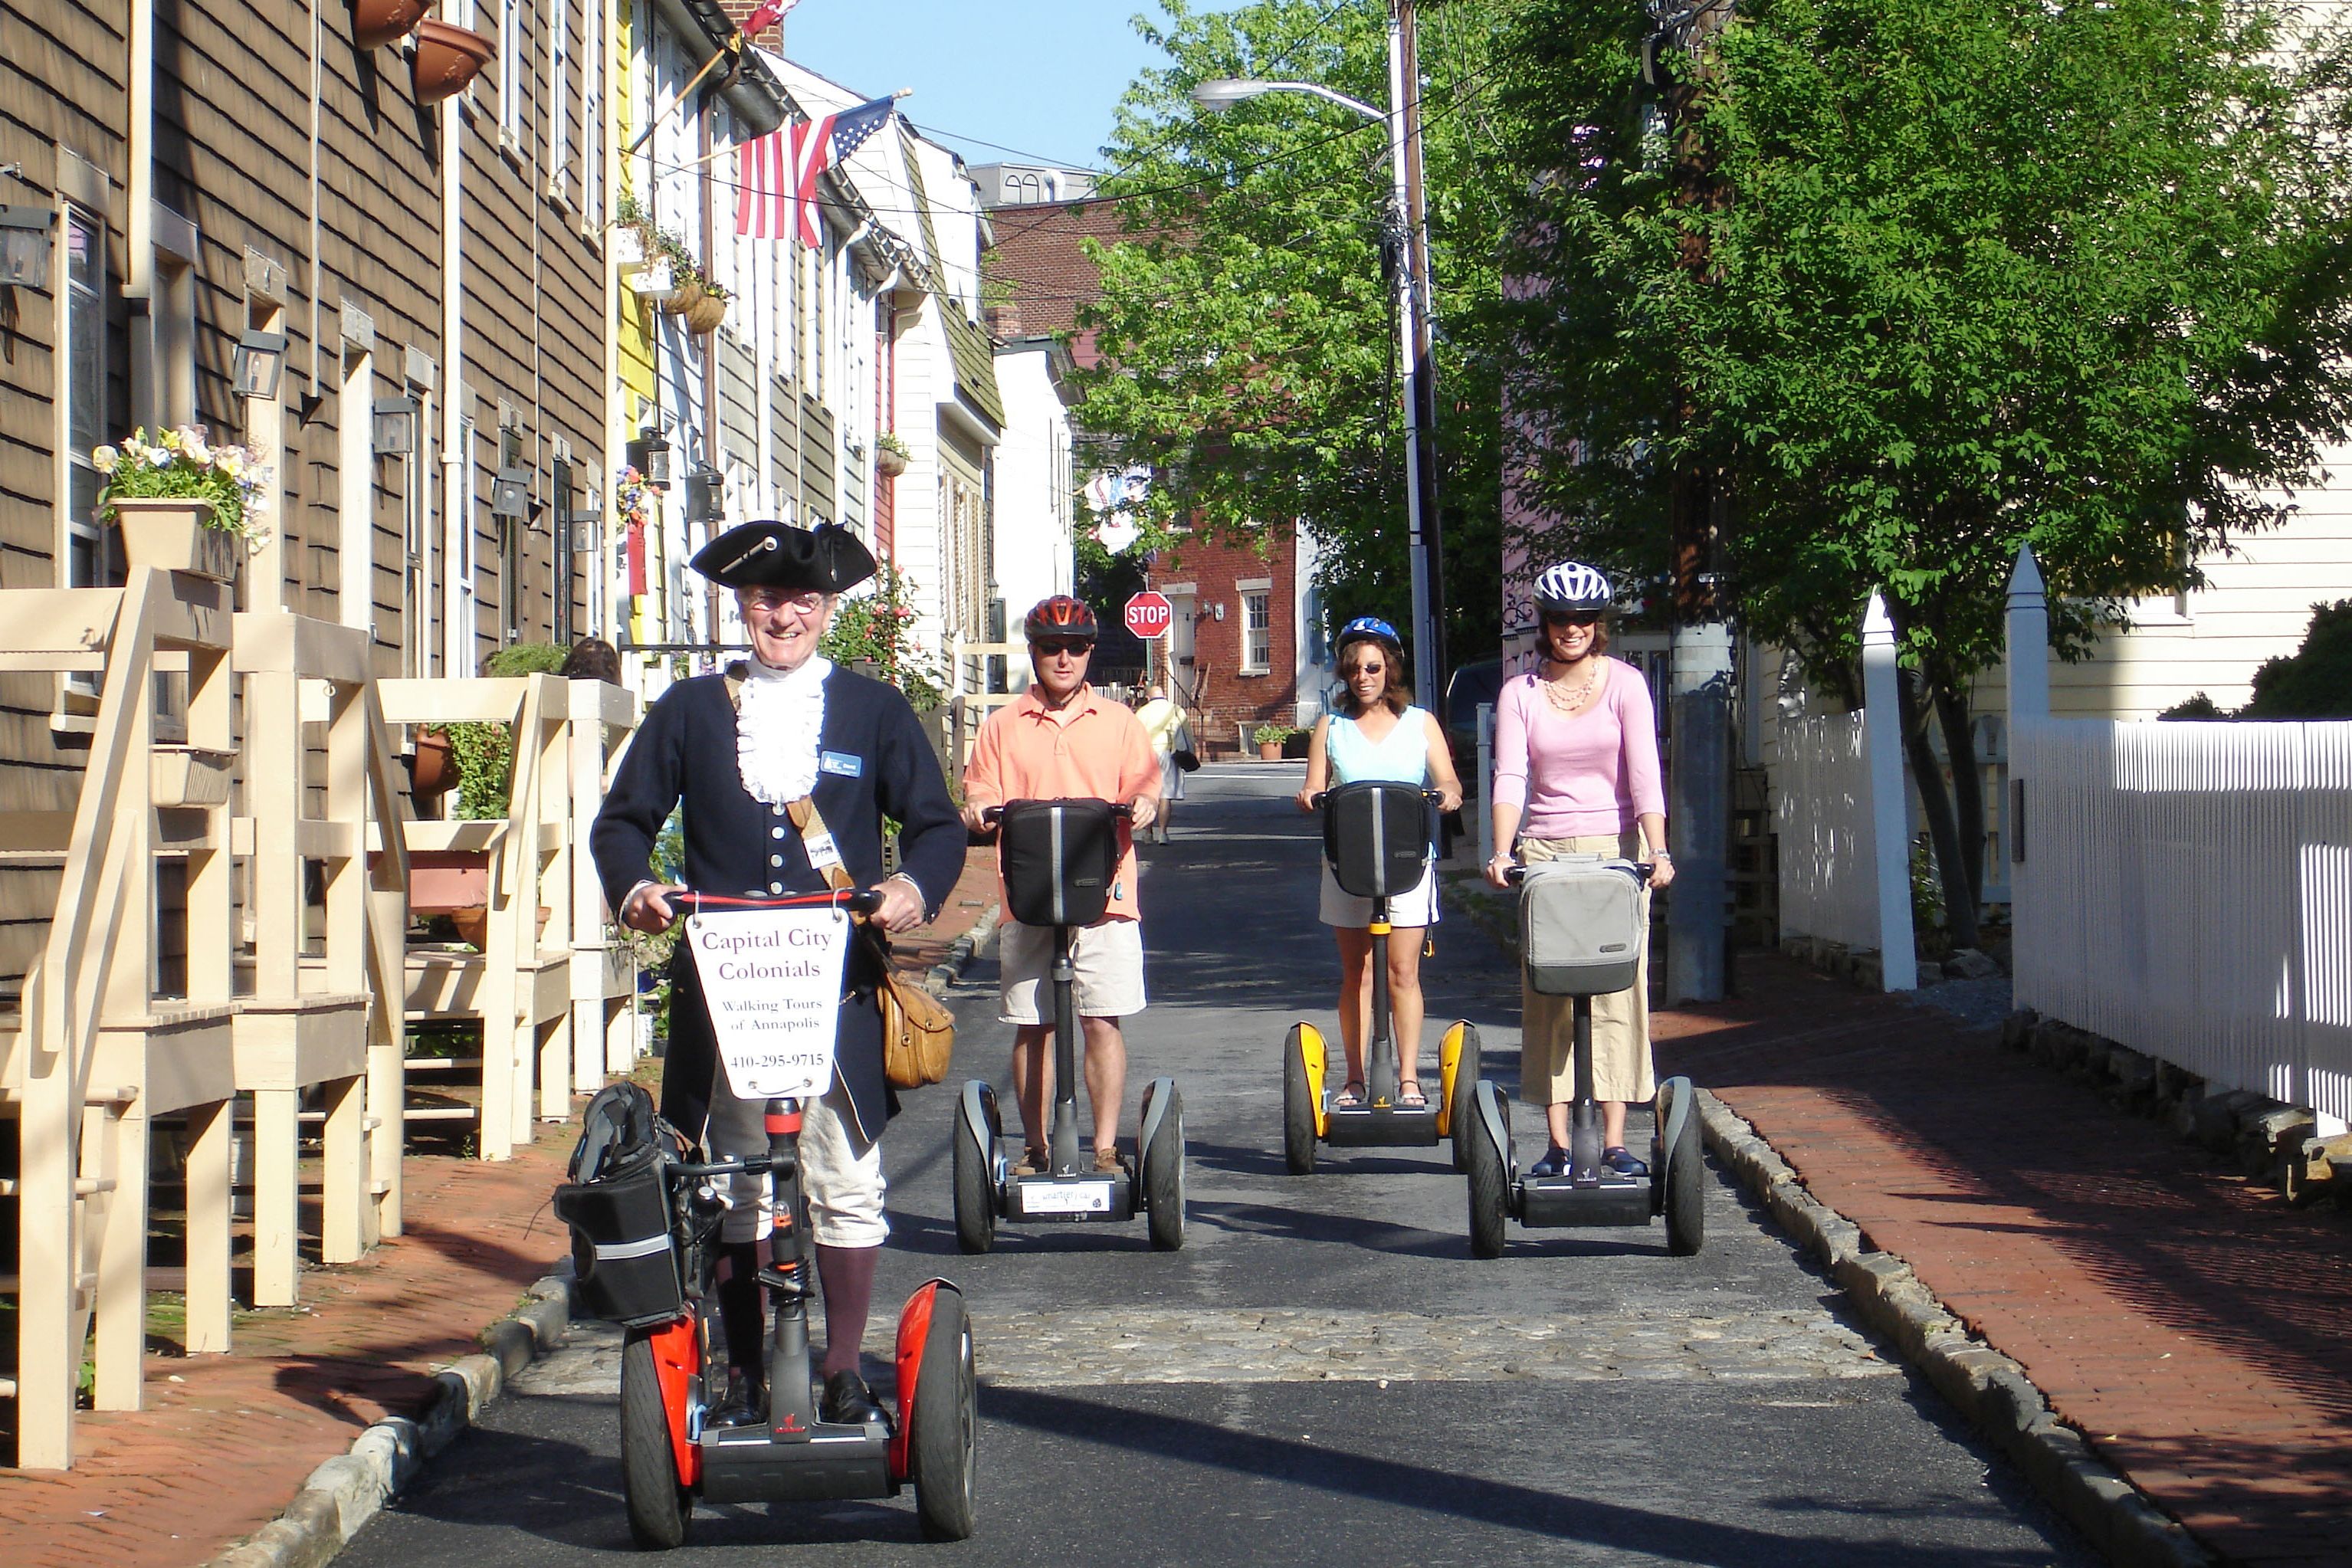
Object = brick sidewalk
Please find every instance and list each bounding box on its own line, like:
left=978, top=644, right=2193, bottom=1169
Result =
left=1658, top=953, right=2352, bottom=1567
left=0, top=849, right=997, bottom=1568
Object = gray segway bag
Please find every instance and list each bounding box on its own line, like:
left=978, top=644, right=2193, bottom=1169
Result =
left=1519, top=856, right=1644, bottom=996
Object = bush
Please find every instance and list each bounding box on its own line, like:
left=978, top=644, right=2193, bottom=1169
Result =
left=822, top=563, right=946, bottom=709
left=2244, top=600, right=2352, bottom=717
left=447, top=642, right=576, bottom=819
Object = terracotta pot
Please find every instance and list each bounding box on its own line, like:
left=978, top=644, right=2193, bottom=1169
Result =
left=684, top=290, right=728, bottom=336
left=406, top=727, right=456, bottom=797
left=449, top=907, right=490, bottom=950
left=408, top=850, right=491, bottom=915
left=657, top=274, right=704, bottom=318
left=412, top=18, right=494, bottom=105
left=109, top=497, right=240, bottom=581
left=875, top=445, right=908, bottom=477
left=1258, top=741, right=1283, bottom=761
left=350, top=0, right=428, bottom=49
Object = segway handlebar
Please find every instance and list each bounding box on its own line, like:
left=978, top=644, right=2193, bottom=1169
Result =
left=1501, top=859, right=1656, bottom=887
left=979, top=800, right=1136, bottom=824
left=670, top=887, right=885, bottom=917
left=1307, top=787, right=1452, bottom=809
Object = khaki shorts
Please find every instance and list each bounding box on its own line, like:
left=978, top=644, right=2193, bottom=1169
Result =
left=1517, top=831, right=1655, bottom=1105
left=704, top=1077, right=887, bottom=1248
left=998, top=917, right=1147, bottom=1023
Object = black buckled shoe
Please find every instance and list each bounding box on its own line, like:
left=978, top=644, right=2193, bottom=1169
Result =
left=819, top=1369, right=887, bottom=1427
left=708, top=1367, right=766, bottom=1429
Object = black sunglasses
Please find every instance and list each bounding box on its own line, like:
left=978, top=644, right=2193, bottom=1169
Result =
left=1543, top=610, right=1603, bottom=628
left=1034, top=638, right=1094, bottom=658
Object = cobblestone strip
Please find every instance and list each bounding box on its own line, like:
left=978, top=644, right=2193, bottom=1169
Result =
left=199, top=1276, right=576, bottom=1568
left=924, top=898, right=999, bottom=996
left=1694, top=1088, right=2210, bottom=1568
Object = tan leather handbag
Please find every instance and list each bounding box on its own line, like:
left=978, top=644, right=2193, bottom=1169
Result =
left=786, top=797, right=956, bottom=1089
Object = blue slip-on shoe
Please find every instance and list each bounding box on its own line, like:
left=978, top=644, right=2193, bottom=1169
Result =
left=1601, top=1145, right=1649, bottom=1178
left=1528, top=1146, right=1570, bottom=1178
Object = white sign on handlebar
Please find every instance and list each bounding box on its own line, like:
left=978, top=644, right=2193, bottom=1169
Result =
left=687, top=907, right=854, bottom=1100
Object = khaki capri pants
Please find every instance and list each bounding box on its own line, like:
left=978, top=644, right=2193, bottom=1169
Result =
left=1517, top=831, right=1655, bottom=1105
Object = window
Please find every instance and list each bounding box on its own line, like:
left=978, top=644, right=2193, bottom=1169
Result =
left=552, top=456, right=574, bottom=643
left=580, top=0, right=602, bottom=225
left=499, top=422, right=524, bottom=639
left=549, top=0, right=570, bottom=195
left=64, top=206, right=116, bottom=589
left=1242, top=590, right=1272, bottom=674
left=497, top=0, right=523, bottom=147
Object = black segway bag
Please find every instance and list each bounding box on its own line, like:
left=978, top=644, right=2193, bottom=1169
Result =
left=998, top=798, right=1122, bottom=927
left=1323, top=779, right=1432, bottom=899
left=1520, top=856, right=1645, bottom=996
left=552, top=1081, right=684, bottom=1327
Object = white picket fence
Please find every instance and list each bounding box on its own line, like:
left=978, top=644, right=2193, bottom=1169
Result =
left=2012, top=714, right=2352, bottom=1120
left=1774, top=711, right=1885, bottom=953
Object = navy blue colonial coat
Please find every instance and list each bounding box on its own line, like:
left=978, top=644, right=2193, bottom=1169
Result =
left=591, top=665, right=966, bottom=1144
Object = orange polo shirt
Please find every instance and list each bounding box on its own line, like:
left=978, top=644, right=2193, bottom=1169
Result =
left=963, top=684, right=1163, bottom=921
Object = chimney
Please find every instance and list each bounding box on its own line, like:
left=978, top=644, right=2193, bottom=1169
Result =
left=721, top=2, right=785, bottom=51
left=985, top=298, right=1024, bottom=340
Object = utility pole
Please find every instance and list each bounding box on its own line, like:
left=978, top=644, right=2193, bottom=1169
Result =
left=1659, top=0, right=1737, bottom=1004
left=1396, top=0, right=1447, bottom=719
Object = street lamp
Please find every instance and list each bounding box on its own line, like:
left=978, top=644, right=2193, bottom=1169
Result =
left=1191, top=37, right=1445, bottom=716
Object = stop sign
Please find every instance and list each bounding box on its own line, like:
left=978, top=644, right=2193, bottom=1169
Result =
left=1124, top=591, right=1173, bottom=639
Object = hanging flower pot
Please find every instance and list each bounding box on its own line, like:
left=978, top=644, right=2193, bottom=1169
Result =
left=875, top=437, right=910, bottom=477
left=350, top=0, right=428, bottom=50
left=658, top=274, right=704, bottom=318
left=406, top=726, right=457, bottom=798
left=108, top=497, right=241, bottom=582
left=683, top=288, right=728, bottom=336
left=412, top=18, right=494, bottom=104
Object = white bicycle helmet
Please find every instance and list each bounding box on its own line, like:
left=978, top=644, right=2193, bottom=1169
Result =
left=1533, top=559, right=1613, bottom=614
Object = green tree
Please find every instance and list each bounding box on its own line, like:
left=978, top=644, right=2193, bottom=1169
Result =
left=1066, top=0, right=1524, bottom=687
left=1502, top=0, right=2352, bottom=943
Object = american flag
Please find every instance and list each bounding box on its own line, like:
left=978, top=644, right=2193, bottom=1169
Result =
left=736, top=94, right=897, bottom=247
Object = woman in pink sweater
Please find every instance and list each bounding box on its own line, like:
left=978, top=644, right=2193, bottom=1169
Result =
left=1483, top=561, right=1675, bottom=1176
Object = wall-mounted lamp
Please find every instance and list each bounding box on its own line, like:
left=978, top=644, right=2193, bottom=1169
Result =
left=372, top=394, right=419, bottom=456
left=682, top=464, right=725, bottom=525
left=234, top=330, right=289, bottom=399
left=491, top=466, right=532, bottom=520
left=625, top=431, right=673, bottom=489
left=0, top=205, right=54, bottom=290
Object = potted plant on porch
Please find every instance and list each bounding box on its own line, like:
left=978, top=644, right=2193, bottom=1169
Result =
left=94, top=426, right=271, bottom=582
left=1254, top=722, right=1297, bottom=762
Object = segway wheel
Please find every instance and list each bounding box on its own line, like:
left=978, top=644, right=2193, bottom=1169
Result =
left=909, top=1288, right=979, bottom=1541
left=1463, top=1081, right=1511, bottom=1260
left=1664, top=1081, right=1706, bottom=1257
left=620, top=1328, right=691, bottom=1550
left=952, top=1101, right=997, bottom=1255
left=1282, top=1025, right=1318, bottom=1176
left=1143, top=1084, right=1186, bottom=1251
left=1440, top=1021, right=1478, bottom=1173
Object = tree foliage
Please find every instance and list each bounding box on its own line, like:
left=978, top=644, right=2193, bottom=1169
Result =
left=1501, top=0, right=2352, bottom=933
left=1068, top=0, right=1526, bottom=674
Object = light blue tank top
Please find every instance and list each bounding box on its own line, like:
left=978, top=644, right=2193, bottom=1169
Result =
left=1327, top=706, right=1432, bottom=786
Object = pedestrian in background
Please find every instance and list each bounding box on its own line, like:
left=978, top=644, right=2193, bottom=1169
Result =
left=1133, top=684, right=1191, bottom=844
left=1484, top=561, right=1673, bottom=1177
left=1294, top=617, right=1461, bottom=1109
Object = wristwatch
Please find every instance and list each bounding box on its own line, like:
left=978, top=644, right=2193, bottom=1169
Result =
left=1648, top=848, right=1672, bottom=859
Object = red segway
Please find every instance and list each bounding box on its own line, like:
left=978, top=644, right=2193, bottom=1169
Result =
left=556, top=889, right=977, bottom=1549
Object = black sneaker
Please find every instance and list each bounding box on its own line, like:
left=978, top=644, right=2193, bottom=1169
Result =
left=820, top=1369, right=887, bottom=1427
left=1601, top=1145, right=1650, bottom=1178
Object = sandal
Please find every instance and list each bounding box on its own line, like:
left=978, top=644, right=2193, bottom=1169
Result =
left=1396, top=1081, right=1429, bottom=1110
left=1331, top=1081, right=1368, bottom=1110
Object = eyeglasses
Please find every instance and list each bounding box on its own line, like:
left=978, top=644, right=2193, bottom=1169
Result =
left=740, top=588, right=826, bottom=615
left=1543, top=610, right=1602, bottom=628
left=1350, top=659, right=1387, bottom=676
left=1033, top=638, right=1094, bottom=658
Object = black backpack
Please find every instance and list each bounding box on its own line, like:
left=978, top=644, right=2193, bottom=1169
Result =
left=553, top=1083, right=687, bottom=1327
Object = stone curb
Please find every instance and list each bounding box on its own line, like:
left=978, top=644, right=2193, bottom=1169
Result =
left=200, top=1274, right=576, bottom=1568
left=924, top=899, right=1001, bottom=996
left=1694, top=1088, right=2212, bottom=1568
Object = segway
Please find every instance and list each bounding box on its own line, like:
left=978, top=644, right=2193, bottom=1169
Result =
left=1459, top=858, right=1705, bottom=1258
left=953, top=799, right=1186, bottom=1252
left=1282, top=781, right=1478, bottom=1174
left=559, top=889, right=978, bottom=1549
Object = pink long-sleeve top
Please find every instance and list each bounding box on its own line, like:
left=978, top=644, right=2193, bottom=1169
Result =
left=1491, top=659, right=1666, bottom=839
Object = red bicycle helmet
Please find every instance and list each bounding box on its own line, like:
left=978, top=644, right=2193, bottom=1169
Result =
left=1023, top=595, right=1100, bottom=642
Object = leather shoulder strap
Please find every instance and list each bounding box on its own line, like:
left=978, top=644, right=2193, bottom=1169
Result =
left=786, top=796, right=857, bottom=891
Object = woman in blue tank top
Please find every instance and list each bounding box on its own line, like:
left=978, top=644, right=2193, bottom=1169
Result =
left=1294, top=618, right=1464, bottom=1109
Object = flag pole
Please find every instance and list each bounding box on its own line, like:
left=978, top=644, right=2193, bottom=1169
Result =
left=625, top=40, right=739, bottom=159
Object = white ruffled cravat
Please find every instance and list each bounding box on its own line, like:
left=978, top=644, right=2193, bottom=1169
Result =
left=736, top=654, right=832, bottom=807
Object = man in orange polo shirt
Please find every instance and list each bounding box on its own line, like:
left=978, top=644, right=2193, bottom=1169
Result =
left=961, top=595, right=1163, bottom=1176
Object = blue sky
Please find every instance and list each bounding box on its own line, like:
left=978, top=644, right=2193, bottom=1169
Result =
left=781, top=1, right=1251, bottom=172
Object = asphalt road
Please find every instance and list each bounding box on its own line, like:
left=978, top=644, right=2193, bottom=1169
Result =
left=346, top=764, right=2093, bottom=1566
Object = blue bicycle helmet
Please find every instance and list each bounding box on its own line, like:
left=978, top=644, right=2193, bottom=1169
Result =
left=1333, top=615, right=1402, bottom=661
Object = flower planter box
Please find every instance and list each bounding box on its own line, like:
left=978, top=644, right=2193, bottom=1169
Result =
left=152, top=746, right=236, bottom=807
left=413, top=18, right=494, bottom=104
left=109, top=497, right=239, bottom=581
left=408, top=849, right=490, bottom=915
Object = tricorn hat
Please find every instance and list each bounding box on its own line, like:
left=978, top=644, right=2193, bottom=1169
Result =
left=691, top=520, right=877, bottom=594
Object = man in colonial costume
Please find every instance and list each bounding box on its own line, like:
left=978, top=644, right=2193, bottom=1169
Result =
left=592, top=520, right=965, bottom=1429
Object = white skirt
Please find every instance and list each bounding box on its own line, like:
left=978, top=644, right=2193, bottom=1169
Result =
left=1318, top=861, right=1440, bottom=928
